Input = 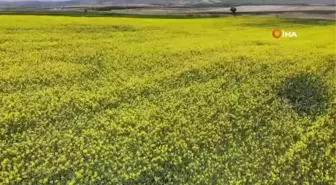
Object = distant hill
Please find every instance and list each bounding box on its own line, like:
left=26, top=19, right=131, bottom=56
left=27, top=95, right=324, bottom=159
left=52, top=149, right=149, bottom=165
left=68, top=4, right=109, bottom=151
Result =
left=0, top=0, right=80, bottom=8
left=0, top=0, right=335, bottom=8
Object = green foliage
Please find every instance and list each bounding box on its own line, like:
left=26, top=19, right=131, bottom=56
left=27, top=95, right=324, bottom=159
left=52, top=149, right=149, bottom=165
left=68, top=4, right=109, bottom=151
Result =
left=278, top=74, right=328, bottom=118
left=0, top=16, right=335, bottom=184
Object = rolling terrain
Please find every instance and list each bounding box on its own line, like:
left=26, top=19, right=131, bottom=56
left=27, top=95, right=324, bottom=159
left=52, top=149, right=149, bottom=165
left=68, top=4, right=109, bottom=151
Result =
left=0, top=0, right=335, bottom=8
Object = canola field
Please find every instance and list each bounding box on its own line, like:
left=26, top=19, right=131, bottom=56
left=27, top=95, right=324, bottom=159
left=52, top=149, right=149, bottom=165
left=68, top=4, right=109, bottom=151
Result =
left=0, top=15, right=335, bottom=184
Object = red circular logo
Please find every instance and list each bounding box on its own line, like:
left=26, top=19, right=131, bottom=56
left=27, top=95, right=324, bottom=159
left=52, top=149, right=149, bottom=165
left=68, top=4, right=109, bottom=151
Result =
left=272, top=29, right=282, bottom=39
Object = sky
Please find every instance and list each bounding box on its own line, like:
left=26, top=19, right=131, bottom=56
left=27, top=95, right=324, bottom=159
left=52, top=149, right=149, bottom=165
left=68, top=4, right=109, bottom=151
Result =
left=0, top=0, right=78, bottom=1
left=0, top=0, right=70, bottom=1
left=0, top=0, right=334, bottom=3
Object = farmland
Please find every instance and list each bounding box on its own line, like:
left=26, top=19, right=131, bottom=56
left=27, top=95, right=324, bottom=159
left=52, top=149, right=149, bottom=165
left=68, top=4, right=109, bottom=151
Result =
left=0, top=15, right=335, bottom=184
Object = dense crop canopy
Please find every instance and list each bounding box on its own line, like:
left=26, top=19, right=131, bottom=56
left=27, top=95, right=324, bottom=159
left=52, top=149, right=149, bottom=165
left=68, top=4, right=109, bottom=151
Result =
left=0, top=15, right=335, bottom=184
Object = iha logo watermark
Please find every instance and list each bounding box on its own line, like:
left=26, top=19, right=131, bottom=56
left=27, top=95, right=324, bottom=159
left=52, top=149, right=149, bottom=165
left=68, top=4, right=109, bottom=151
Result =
left=272, top=29, right=298, bottom=39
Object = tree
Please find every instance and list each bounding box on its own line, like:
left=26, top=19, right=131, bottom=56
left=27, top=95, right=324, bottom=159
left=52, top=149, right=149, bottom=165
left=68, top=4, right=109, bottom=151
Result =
left=230, top=7, right=237, bottom=15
